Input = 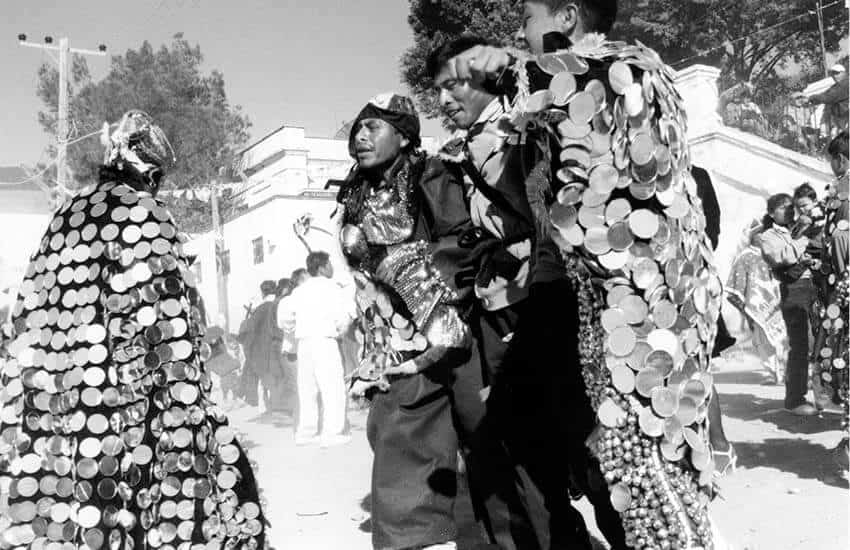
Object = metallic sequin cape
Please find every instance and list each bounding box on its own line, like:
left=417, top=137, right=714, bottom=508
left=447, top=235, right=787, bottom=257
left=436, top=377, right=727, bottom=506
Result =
left=507, top=37, right=723, bottom=549
left=337, top=154, right=470, bottom=381
left=0, top=172, right=267, bottom=550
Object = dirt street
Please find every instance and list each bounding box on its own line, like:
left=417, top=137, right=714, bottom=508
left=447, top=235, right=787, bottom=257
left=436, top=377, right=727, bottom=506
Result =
left=227, top=352, right=849, bottom=550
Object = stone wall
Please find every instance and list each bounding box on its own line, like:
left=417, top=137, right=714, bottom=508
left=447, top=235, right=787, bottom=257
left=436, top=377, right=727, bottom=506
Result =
left=675, top=65, right=833, bottom=279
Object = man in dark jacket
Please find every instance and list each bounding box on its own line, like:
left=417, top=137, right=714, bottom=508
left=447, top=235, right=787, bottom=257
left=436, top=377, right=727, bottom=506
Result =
left=341, top=93, right=472, bottom=550
left=238, top=279, right=285, bottom=411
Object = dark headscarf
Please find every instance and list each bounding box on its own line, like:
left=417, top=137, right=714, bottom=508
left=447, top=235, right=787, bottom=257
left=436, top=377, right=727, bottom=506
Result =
left=348, top=93, right=421, bottom=156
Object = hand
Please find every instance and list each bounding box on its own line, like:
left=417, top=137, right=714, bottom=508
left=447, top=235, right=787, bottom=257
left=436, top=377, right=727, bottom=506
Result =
left=451, top=45, right=512, bottom=84
left=479, top=386, right=491, bottom=403
left=383, top=360, right=418, bottom=377
left=348, top=378, right=388, bottom=398
left=585, top=424, right=604, bottom=451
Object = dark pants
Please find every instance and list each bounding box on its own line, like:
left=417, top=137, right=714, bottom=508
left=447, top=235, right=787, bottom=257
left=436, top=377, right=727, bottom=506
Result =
left=781, top=278, right=816, bottom=409
left=488, top=280, right=627, bottom=550
left=449, top=333, right=541, bottom=550
left=240, top=366, right=260, bottom=406
left=367, top=367, right=458, bottom=550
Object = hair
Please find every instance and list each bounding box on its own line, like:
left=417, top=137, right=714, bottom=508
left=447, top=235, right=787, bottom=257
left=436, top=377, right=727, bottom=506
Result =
left=260, top=280, right=277, bottom=297
left=526, top=0, right=619, bottom=34
left=290, top=267, right=308, bottom=288
left=425, top=35, right=495, bottom=81
left=762, top=193, right=792, bottom=229
left=276, top=278, right=291, bottom=297
left=827, top=130, right=849, bottom=159
left=793, top=182, right=817, bottom=202
left=746, top=218, right=765, bottom=248
left=305, top=251, right=331, bottom=277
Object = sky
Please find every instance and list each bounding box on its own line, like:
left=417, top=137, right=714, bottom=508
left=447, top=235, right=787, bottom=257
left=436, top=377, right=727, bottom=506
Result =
left=0, top=0, right=448, bottom=167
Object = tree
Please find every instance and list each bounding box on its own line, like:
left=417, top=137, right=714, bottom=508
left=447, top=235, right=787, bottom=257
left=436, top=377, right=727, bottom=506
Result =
left=614, top=1, right=847, bottom=108
left=402, top=0, right=847, bottom=122
left=36, top=34, right=250, bottom=233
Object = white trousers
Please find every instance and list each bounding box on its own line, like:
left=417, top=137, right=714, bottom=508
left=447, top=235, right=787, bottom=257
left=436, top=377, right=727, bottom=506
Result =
left=295, top=337, right=346, bottom=438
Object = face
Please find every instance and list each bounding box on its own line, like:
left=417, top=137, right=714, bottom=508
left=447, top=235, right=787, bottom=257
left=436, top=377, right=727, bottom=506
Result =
left=434, top=63, right=495, bottom=130
left=517, top=1, right=577, bottom=55
left=830, top=153, right=848, bottom=178
left=794, top=196, right=815, bottom=217
left=770, top=200, right=795, bottom=227
left=320, top=261, right=334, bottom=278
left=352, top=118, right=409, bottom=171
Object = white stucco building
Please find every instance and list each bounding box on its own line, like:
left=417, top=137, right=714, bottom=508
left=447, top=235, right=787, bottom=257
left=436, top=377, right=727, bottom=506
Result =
left=0, top=167, right=54, bottom=318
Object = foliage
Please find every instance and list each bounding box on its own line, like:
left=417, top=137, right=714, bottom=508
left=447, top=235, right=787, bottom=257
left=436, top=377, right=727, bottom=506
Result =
left=402, top=0, right=848, bottom=133
left=36, top=34, right=250, bottom=233
left=615, top=1, right=847, bottom=112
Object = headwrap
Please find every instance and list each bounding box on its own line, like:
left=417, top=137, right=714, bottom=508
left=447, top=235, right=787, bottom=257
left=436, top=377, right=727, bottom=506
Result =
left=103, top=110, right=175, bottom=175
left=260, top=280, right=278, bottom=297
left=348, top=93, right=421, bottom=157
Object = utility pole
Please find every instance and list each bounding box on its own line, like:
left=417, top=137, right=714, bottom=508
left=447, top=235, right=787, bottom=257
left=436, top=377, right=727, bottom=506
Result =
left=815, top=0, right=829, bottom=77
left=57, top=38, right=69, bottom=192
left=18, top=34, right=107, bottom=191
left=211, top=170, right=230, bottom=332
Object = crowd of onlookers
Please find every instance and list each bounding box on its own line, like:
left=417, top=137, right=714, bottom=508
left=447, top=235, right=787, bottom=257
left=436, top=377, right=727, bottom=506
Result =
left=723, top=131, right=848, bottom=457
left=206, top=251, right=358, bottom=448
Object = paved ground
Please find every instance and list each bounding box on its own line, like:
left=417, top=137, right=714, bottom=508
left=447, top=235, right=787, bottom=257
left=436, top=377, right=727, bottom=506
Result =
left=225, top=352, right=849, bottom=550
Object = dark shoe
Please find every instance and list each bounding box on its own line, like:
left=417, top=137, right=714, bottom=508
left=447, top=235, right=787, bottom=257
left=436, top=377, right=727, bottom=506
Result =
left=785, top=403, right=818, bottom=416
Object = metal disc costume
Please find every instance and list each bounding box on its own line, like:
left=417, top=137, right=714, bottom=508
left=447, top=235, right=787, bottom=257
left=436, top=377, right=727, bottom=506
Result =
left=338, top=138, right=471, bottom=548
left=0, top=112, right=267, bottom=550
left=813, top=176, right=849, bottom=439
left=502, top=36, right=723, bottom=549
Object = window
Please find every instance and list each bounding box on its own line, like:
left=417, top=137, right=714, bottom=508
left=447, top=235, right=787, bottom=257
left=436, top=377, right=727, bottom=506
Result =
left=252, top=238, right=264, bottom=265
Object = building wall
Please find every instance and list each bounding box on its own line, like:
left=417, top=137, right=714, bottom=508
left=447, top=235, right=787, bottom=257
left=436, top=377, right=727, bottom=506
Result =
left=239, top=127, right=438, bottom=207
left=186, top=193, right=340, bottom=331
left=676, top=65, right=833, bottom=281
left=0, top=183, right=52, bottom=304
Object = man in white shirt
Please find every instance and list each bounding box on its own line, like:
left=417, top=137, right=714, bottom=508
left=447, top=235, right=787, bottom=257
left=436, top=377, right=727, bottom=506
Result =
left=278, top=251, right=354, bottom=446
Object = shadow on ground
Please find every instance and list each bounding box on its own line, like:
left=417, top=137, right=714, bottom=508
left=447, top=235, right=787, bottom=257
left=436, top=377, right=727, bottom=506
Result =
left=713, top=369, right=776, bottom=386
left=734, top=437, right=849, bottom=489
left=717, top=391, right=843, bottom=435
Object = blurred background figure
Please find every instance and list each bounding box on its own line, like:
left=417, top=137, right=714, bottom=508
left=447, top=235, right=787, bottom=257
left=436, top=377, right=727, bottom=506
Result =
left=278, top=252, right=353, bottom=447
left=205, top=324, right=244, bottom=407
left=759, top=193, right=819, bottom=416
left=726, top=218, right=788, bottom=384
left=238, top=279, right=286, bottom=413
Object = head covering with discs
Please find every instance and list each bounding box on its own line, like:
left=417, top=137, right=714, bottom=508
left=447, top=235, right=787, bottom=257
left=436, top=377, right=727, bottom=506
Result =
left=503, top=38, right=724, bottom=549
left=0, top=111, right=267, bottom=550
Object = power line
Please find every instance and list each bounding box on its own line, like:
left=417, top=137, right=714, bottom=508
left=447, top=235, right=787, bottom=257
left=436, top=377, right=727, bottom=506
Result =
left=671, top=0, right=844, bottom=68
left=17, top=35, right=108, bottom=192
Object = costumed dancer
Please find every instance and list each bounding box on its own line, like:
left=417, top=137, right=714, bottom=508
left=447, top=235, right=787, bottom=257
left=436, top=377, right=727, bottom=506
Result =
left=0, top=111, right=267, bottom=550
left=813, top=131, right=849, bottom=467
left=446, top=0, right=726, bottom=547
left=427, top=35, right=564, bottom=550
left=340, top=94, right=470, bottom=550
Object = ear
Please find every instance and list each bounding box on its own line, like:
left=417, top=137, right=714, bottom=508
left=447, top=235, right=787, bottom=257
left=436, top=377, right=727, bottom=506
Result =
left=400, top=135, right=410, bottom=150
left=556, top=3, right=580, bottom=35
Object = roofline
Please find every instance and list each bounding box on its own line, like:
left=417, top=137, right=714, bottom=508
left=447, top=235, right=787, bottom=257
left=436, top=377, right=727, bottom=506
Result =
left=238, top=125, right=350, bottom=157
left=222, top=190, right=336, bottom=226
